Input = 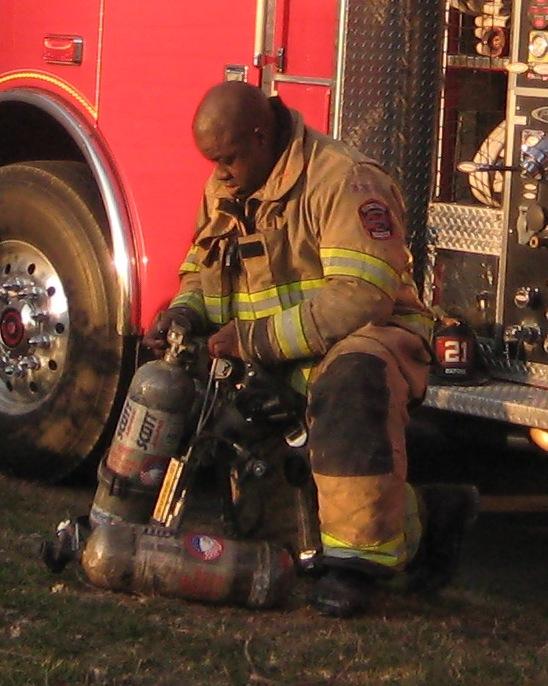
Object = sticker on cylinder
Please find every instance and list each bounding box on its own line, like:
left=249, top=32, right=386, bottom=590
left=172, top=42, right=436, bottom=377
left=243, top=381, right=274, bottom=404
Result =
left=186, top=534, right=224, bottom=561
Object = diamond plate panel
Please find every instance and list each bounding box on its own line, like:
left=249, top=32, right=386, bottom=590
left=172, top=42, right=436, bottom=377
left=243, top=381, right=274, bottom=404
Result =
left=424, top=381, right=548, bottom=429
left=479, top=341, right=548, bottom=388
left=337, top=1, right=445, bottom=291
left=427, top=203, right=504, bottom=255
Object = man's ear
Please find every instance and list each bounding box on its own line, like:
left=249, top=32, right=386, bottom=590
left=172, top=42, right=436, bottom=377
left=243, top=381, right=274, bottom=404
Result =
left=253, top=126, right=267, bottom=147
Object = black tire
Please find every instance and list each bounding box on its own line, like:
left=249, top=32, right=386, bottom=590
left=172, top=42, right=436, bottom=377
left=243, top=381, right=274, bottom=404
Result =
left=0, top=161, right=126, bottom=480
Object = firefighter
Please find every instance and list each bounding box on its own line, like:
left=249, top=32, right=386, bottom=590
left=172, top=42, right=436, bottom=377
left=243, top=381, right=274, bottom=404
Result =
left=144, top=81, right=478, bottom=617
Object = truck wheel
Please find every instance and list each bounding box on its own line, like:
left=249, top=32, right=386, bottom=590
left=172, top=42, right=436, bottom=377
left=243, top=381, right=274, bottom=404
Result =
left=0, top=162, right=126, bottom=480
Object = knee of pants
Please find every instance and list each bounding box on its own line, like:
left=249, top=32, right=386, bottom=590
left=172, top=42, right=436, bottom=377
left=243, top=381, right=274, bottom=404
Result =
left=307, top=352, right=394, bottom=478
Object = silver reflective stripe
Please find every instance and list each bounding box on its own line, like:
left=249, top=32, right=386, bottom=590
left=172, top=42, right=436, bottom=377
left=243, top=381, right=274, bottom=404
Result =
left=321, top=248, right=400, bottom=298
left=203, top=295, right=231, bottom=324
left=203, top=278, right=325, bottom=323
left=273, top=306, right=313, bottom=359
left=233, top=292, right=282, bottom=318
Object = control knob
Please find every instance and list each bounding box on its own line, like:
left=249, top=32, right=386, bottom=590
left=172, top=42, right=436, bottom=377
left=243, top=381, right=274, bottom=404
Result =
left=513, top=287, right=540, bottom=309
left=503, top=323, right=542, bottom=345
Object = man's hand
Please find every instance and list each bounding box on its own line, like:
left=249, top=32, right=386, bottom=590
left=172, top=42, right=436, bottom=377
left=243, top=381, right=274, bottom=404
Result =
left=143, top=307, right=193, bottom=358
left=208, top=320, right=240, bottom=358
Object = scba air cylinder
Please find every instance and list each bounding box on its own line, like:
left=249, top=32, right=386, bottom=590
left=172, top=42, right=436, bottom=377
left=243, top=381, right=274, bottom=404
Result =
left=90, top=326, right=196, bottom=527
left=81, top=523, right=295, bottom=609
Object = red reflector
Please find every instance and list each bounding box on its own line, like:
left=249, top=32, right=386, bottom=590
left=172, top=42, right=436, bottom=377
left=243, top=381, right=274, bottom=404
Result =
left=43, top=35, right=83, bottom=65
left=530, top=428, right=548, bottom=452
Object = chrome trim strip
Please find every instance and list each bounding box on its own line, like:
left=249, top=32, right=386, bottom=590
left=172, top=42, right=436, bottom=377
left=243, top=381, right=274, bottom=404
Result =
left=95, top=0, right=106, bottom=111
left=496, top=1, right=522, bottom=329
left=332, top=0, right=348, bottom=140
left=260, top=0, right=278, bottom=96
left=434, top=1, right=452, bottom=198
left=273, top=74, right=333, bottom=87
left=254, top=0, right=268, bottom=67
left=0, top=88, right=138, bottom=335
left=498, top=84, right=515, bottom=328
left=514, top=87, right=548, bottom=98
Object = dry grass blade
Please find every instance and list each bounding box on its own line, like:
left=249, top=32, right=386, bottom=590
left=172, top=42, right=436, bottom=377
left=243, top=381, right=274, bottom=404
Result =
left=0, top=472, right=547, bottom=686
left=244, top=636, right=280, bottom=685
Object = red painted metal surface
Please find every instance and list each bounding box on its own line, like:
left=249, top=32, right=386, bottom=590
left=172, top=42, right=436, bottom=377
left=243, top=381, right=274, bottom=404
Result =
left=276, top=83, right=332, bottom=134
left=270, top=0, right=336, bottom=135
left=98, top=2, right=258, bottom=327
left=0, top=1, right=336, bottom=330
left=0, top=0, right=101, bottom=120
left=273, top=0, right=337, bottom=77
left=0, top=1, right=259, bottom=330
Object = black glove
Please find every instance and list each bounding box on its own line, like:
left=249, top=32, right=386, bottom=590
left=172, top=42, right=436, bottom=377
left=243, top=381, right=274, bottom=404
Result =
left=143, top=306, right=195, bottom=358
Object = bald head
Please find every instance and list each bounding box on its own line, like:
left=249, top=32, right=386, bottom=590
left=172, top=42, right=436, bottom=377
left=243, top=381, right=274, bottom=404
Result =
left=192, top=82, right=281, bottom=198
left=193, top=82, right=274, bottom=143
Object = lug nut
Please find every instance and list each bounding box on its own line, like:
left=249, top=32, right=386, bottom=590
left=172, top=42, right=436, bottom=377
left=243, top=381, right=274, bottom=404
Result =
left=28, top=335, right=52, bottom=349
left=19, top=356, right=41, bottom=372
left=18, top=286, right=46, bottom=299
left=2, top=280, right=26, bottom=297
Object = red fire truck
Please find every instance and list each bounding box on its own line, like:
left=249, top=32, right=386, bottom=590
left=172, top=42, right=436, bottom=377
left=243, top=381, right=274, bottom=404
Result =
left=0, top=0, right=547, bottom=480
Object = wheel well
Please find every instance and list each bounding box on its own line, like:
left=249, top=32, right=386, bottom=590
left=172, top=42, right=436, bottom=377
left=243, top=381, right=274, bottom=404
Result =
left=0, top=101, right=110, bottom=247
left=0, top=101, right=85, bottom=166
left=0, top=95, right=140, bottom=336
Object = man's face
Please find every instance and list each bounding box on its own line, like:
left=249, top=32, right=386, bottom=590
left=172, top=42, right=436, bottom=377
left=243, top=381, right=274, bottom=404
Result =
left=195, top=128, right=274, bottom=199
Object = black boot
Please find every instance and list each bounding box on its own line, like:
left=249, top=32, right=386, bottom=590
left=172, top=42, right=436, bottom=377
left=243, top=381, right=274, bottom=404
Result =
left=310, top=555, right=395, bottom=618
left=311, top=567, right=374, bottom=618
left=407, top=483, right=480, bottom=593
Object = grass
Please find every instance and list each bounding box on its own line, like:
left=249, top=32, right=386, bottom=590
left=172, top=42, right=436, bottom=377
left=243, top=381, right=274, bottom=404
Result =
left=0, top=471, right=547, bottom=686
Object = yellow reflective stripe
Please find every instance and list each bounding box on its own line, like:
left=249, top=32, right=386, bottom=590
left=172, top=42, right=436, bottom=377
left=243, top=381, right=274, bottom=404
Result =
left=234, top=279, right=324, bottom=306
left=178, top=246, right=201, bottom=274
left=320, top=247, right=400, bottom=299
left=169, top=290, right=207, bottom=322
left=233, top=290, right=283, bottom=318
left=203, top=294, right=231, bottom=324
left=281, top=279, right=326, bottom=297
left=181, top=264, right=200, bottom=273
left=0, top=71, right=97, bottom=119
left=321, top=531, right=408, bottom=569
left=390, top=313, right=434, bottom=342
left=202, top=278, right=326, bottom=323
left=403, top=483, right=422, bottom=563
left=273, top=306, right=313, bottom=359
left=288, top=363, right=314, bottom=395
left=321, top=483, right=422, bottom=570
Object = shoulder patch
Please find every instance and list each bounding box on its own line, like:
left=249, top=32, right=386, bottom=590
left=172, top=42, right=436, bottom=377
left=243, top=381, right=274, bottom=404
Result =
left=359, top=201, right=393, bottom=240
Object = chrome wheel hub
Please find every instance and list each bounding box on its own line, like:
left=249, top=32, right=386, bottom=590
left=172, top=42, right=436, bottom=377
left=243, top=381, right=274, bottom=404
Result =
left=0, top=240, right=69, bottom=414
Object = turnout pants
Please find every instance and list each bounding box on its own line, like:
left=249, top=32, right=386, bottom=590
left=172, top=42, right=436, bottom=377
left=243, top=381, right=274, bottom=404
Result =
left=306, top=324, right=431, bottom=573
